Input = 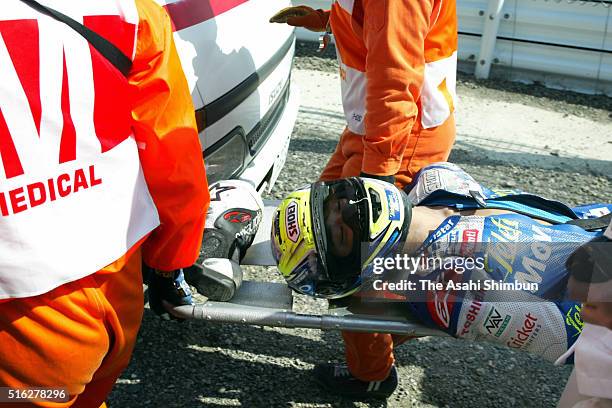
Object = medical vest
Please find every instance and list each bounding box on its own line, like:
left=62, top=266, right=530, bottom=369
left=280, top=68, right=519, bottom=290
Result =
left=0, top=0, right=159, bottom=299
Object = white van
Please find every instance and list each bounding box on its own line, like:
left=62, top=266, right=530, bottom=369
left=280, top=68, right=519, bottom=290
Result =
left=155, top=0, right=299, bottom=192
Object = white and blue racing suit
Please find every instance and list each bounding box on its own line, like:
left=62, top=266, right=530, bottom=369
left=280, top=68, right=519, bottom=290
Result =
left=401, top=163, right=611, bottom=363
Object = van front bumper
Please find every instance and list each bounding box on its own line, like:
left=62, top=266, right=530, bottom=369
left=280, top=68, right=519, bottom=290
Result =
left=238, top=81, right=300, bottom=193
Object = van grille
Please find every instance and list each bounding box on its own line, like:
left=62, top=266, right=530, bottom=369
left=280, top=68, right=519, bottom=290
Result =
left=246, top=77, right=291, bottom=156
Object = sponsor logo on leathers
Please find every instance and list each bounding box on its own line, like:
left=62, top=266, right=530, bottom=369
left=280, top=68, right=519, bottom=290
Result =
left=507, top=313, right=540, bottom=349
left=427, top=270, right=458, bottom=329
left=423, top=170, right=443, bottom=194
left=483, top=307, right=511, bottom=337
left=223, top=210, right=252, bottom=224
left=459, top=292, right=484, bottom=336
left=209, top=184, right=236, bottom=202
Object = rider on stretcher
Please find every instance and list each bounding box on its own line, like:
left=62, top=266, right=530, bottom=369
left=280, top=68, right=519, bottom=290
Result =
left=270, top=162, right=611, bottom=363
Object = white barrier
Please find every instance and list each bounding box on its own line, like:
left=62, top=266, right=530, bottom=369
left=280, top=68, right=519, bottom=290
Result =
left=291, top=0, right=612, bottom=95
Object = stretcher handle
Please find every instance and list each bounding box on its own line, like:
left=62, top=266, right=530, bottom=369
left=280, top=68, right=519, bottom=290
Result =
left=171, top=302, right=448, bottom=337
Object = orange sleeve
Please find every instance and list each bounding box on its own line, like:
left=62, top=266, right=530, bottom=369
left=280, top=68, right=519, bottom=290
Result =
left=129, top=0, right=209, bottom=271
left=360, top=0, right=434, bottom=176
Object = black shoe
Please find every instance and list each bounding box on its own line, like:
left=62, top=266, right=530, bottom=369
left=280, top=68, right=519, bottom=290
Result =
left=313, top=363, right=398, bottom=400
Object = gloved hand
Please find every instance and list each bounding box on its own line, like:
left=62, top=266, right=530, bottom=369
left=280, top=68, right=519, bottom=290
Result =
left=269, top=6, right=330, bottom=32
left=359, top=172, right=396, bottom=185
left=183, top=180, right=263, bottom=301
left=147, top=267, right=193, bottom=321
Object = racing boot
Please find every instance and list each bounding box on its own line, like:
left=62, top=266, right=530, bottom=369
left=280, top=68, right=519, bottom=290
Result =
left=184, top=180, right=263, bottom=302
left=184, top=258, right=242, bottom=302
left=313, top=363, right=398, bottom=400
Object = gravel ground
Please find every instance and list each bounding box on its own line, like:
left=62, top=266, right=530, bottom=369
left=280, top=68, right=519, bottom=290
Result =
left=108, top=42, right=611, bottom=408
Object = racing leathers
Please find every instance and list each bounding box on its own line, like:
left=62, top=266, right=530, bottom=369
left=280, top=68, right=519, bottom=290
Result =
left=390, top=162, right=611, bottom=362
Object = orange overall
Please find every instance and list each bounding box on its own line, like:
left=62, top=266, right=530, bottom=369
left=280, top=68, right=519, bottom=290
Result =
left=317, top=0, right=458, bottom=381
left=0, top=1, right=208, bottom=406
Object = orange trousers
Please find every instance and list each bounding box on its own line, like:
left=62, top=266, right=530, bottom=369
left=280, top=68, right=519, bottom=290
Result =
left=0, top=249, right=144, bottom=408
left=320, top=115, right=455, bottom=381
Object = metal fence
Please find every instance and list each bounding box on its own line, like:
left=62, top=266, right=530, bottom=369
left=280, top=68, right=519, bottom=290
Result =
left=292, top=0, right=612, bottom=95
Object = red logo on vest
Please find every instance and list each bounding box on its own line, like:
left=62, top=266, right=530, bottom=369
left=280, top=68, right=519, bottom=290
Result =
left=0, top=13, right=134, bottom=217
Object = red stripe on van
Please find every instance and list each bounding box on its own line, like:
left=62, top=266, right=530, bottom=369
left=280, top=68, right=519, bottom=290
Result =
left=164, top=0, right=249, bottom=31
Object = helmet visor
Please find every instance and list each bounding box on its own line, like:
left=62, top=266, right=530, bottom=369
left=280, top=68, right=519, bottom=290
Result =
left=310, top=178, right=369, bottom=280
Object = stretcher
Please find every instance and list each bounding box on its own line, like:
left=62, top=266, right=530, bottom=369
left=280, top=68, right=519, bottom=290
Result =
left=172, top=201, right=447, bottom=337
